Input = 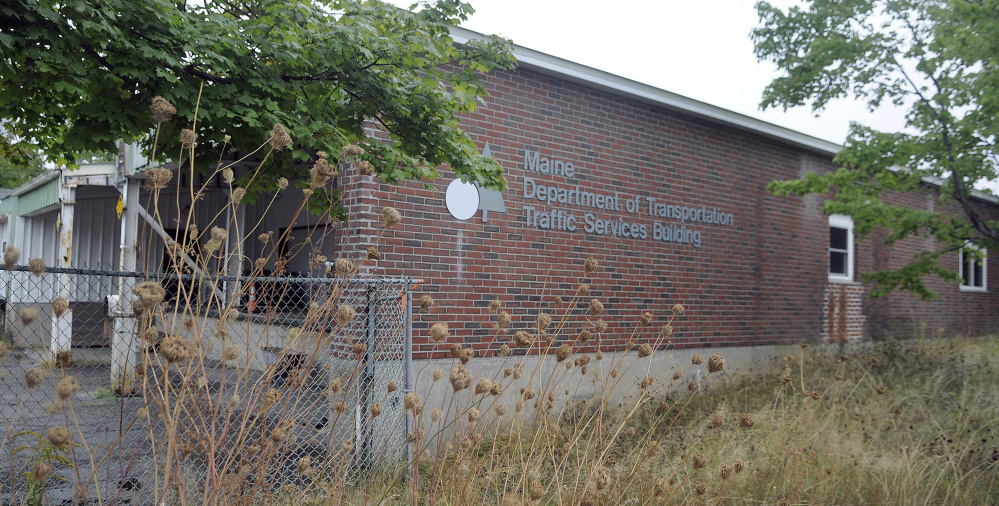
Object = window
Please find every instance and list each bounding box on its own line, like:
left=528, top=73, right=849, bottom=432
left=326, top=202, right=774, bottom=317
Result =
left=828, top=214, right=854, bottom=282
left=960, top=247, right=987, bottom=292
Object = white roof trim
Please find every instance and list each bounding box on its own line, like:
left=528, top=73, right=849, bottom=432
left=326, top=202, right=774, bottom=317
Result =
left=886, top=165, right=998, bottom=204
left=450, top=27, right=843, bottom=156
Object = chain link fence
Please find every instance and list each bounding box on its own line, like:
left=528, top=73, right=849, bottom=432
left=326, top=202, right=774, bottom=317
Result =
left=1, top=266, right=415, bottom=504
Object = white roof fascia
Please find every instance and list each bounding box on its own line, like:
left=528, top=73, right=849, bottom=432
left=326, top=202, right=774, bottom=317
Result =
left=449, top=27, right=843, bottom=157
left=886, top=165, right=998, bottom=204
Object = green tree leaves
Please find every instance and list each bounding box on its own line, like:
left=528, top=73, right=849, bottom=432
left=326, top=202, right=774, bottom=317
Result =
left=755, top=0, right=999, bottom=298
left=0, top=0, right=515, bottom=191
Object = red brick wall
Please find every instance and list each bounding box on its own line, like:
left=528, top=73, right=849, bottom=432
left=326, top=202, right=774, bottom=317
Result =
left=857, top=191, right=999, bottom=339
left=336, top=66, right=997, bottom=358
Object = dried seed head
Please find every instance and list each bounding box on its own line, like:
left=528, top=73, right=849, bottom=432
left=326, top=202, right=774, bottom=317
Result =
left=160, top=335, right=191, bottom=363
left=132, top=281, right=166, bottom=314
left=366, top=246, right=381, bottom=260
left=269, top=123, right=292, bottom=150
left=640, top=375, right=655, bottom=390
left=494, top=404, right=507, bottom=417
left=876, top=386, right=886, bottom=395
left=489, top=299, right=502, bottom=312
left=352, top=343, right=367, bottom=358
left=530, top=481, right=545, bottom=500
left=514, top=331, right=533, bottom=347
left=370, top=402, right=383, bottom=418
left=222, top=346, right=239, bottom=361
left=595, top=350, right=604, bottom=360
left=51, top=298, right=69, bottom=318
left=231, top=187, right=246, bottom=204
left=688, top=380, right=698, bottom=391
left=693, top=453, right=708, bottom=469
left=556, top=344, right=572, bottom=363
left=150, top=96, right=177, bottom=123
left=429, top=322, right=449, bottom=342
left=691, top=353, right=704, bottom=365
left=474, top=377, right=493, bottom=395
left=695, top=481, right=707, bottom=496
left=387, top=381, right=398, bottom=393
left=358, top=160, right=376, bottom=176
left=593, top=466, right=612, bottom=490
left=673, top=370, right=682, bottom=380
left=537, top=312, right=552, bottom=331
left=382, top=207, right=402, bottom=228
left=430, top=408, right=442, bottom=422
left=522, top=387, right=536, bottom=400
left=328, top=376, right=342, bottom=394
left=653, top=477, right=668, bottom=497
left=449, top=365, right=472, bottom=391
left=222, top=168, right=234, bottom=183
left=56, top=375, right=79, bottom=400
left=871, top=356, right=880, bottom=364
left=661, top=323, right=674, bottom=337
left=467, top=407, right=480, bottom=422
left=515, top=400, right=525, bottom=412
left=333, top=258, right=353, bottom=277
left=3, top=246, right=21, bottom=269
left=33, top=461, right=52, bottom=482
left=336, top=305, right=355, bottom=327
left=672, top=303, right=685, bottom=315
left=711, top=413, right=725, bottom=428
left=47, top=425, right=71, bottom=447
left=640, top=312, right=654, bottom=326
left=404, top=392, right=419, bottom=410
left=276, top=177, right=289, bottom=190
left=708, top=352, right=725, bottom=373
left=297, top=455, right=312, bottom=475
left=28, top=258, right=46, bottom=276
left=584, top=257, right=598, bottom=274
left=411, top=295, right=432, bottom=313
left=588, top=299, right=604, bottom=316
left=734, top=460, right=746, bottom=473
left=341, top=144, right=365, bottom=158
left=594, top=319, right=608, bottom=333
left=490, top=382, right=502, bottom=396
left=432, top=368, right=444, bottom=382
left=638, top=343, right=653, bottom=358
left=180, top=129, right=197, bottom=148
left=739, top=413, right=755, bottom=428
left=499, top=344, right=511, bottom=356
left=782, top=375, right=792, bottom=384
left=20, top=307, right=38, bottom=325
left=512, top=362, right=524, bottom=379
left=834, top=374, right=844, bottom=381
left=270, top=427, right=288, bottom=442
left=406, top=429, right=424, bottom=443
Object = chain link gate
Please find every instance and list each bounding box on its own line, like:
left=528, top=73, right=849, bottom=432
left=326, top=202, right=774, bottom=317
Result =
left=1, top=265, right=415, bottom=504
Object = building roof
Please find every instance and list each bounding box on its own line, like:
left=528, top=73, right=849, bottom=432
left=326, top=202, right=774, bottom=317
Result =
left=0, top=188, right=12, bottom=200
left=450, top=26, right=843, bottom=157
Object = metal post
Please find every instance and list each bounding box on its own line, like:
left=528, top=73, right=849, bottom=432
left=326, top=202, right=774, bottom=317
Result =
left=51, top=178, right=74, bottom=356
left=111, top=149, right=140, bottom=392
left=359, top=284, right=377, bottom=467
left=403, top=281, right=414, bottom=473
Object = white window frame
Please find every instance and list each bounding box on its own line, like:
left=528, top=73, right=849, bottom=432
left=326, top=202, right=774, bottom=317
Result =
left=828, top=214, right=854, bottom=283
left=959, top=245, right=987, bottom=292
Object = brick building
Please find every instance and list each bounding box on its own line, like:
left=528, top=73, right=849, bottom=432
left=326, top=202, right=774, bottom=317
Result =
left=337, top=28, right=999, bottom=359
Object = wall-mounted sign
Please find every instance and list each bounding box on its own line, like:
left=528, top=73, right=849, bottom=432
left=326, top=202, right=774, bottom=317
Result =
left=518, top=148, right=734, bottom=248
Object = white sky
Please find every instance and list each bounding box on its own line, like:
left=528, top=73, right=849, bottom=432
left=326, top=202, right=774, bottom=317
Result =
left=394, top=0, right=912, bottom=145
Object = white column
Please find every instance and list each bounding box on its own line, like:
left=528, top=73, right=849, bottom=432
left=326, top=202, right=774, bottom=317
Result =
left=110, top=152, right=141, bottom=392
left=50, top=181, right=74, bottom=356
